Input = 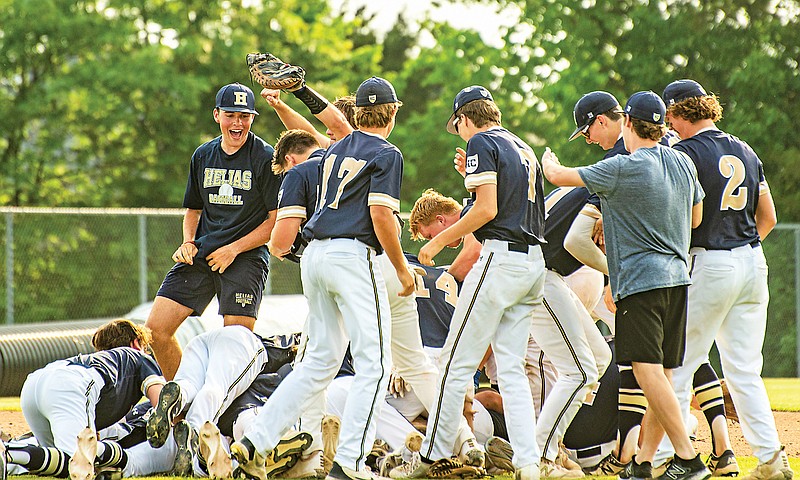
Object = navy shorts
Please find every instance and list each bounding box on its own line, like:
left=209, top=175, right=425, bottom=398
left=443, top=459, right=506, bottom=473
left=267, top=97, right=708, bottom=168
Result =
left=156, top=253, right=268, bottom=319
left=614, top=285, right=687, bottom=369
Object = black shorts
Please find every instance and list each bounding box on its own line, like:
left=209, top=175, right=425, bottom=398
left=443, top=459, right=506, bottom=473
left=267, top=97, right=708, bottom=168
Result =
left=614, top=285, right=687, bottom=369
left=156, top=253, right=268, bottom=319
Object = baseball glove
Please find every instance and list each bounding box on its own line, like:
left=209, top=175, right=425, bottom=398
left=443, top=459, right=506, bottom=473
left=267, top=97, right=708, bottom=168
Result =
left=427, top=458, right=488, bottom=478
left=246, top=52, right=305, bottom=91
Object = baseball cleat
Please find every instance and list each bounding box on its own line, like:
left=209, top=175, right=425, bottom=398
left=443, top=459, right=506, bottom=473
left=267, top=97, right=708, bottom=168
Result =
left=366, top=439, right=390, bottom=471
left=266, top=430, right=313, bottom=477
left=706, top=449, right=739, bottom=477
left=283, top=449, right=323, bottom=479
left=147, top=381, right=182, bottom=448
left=485, top=436, right=515, bottom=473
left=654, top=454, right=710, bottom=480
left=321, top=415, right=341, bottom=475
left=617, top=458, right=652, bottom=480
left=404, top=431, right=424, bottom=453
left=69, top=427, right=97, bottom=480
left=516, top=463, right=541, bottom=480
left=556, top=445, right=582, bottom=473
left=230, top=438, right=267, bottom=480
left=172, top=420, right=198, bottom=477
left=327, top=461, right=376, bottom=480
left=741, top=447, right=793, bottom=480
left=457, top=437, right=485, bottom=468
left=540, top=457, right=584, bottom=478
left=199, top=421, right=232, bottom=479
left=583, top=453, right=626, bottom=476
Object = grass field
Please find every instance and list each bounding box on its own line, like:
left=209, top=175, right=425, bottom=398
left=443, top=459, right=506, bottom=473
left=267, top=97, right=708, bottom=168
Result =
left=4, top=378, right=800, bottom=478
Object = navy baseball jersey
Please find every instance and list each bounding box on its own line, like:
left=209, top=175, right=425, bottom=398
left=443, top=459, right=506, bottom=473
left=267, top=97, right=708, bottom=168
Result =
left=276, top=149, right=325, bottom=223
left=542, top=187, right=602, bottom=277
left=405, top=254, right=460, bottom=349
left=183, top=132, right=281, bottom=259
left=464, top=127, right=545, bottom=245
left=257, top=332, right=301, bottom=375
left=303, top=131, right=403, bottom=253
left=673, top=128, right=766, bottom=249
left=563, top=338, right=619, bottom=454
left=67, top=347, right=164, bottom=430
left=217, top=363, right=293, bottom=438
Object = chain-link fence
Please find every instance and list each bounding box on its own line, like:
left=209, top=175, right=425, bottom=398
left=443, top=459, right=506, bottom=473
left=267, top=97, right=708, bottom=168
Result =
left=1, top=208, right=797, bottom=376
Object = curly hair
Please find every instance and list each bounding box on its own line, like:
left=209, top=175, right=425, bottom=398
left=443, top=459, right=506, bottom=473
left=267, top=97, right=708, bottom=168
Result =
left=334, top=95, right=357, bottom=129
left=630, top=117, right=668, bottom=142
left=409, top=189, right=462, bottom=241
left=93, top=318, right=153, bottom=351
left=667, top=94, right=723, bottom=123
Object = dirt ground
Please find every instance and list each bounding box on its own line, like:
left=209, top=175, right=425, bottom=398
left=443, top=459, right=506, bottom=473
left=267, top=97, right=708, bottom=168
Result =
left=2, top=409, right=799, bottom=457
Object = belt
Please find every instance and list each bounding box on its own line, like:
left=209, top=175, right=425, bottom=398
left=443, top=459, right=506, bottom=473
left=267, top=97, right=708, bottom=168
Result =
left=507, top=242, right=530, bottom=253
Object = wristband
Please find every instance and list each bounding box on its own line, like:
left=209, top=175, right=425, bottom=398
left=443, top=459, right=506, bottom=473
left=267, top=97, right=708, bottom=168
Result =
left=291, top=86, right=328, bottom=115
left=182, top=240, right=197, bottom=247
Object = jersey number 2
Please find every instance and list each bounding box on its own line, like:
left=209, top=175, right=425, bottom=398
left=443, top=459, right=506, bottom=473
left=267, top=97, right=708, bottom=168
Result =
left=719, top=155, right=747, bottom=211
left=319, top=154, right=367, bottom=209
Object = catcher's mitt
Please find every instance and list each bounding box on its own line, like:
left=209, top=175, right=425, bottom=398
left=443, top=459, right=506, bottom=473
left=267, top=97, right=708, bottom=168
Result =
left=427, top=458, right=488, bottom=479
left=246, top=52, right=305, bottom=91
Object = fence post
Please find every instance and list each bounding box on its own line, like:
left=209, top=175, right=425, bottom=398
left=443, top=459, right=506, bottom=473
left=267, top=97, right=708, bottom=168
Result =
left=5, top=212, right=13, bottom=325
left=796, top=227, right=800, bottom=377
left=139, top=214, right=148, bottom=305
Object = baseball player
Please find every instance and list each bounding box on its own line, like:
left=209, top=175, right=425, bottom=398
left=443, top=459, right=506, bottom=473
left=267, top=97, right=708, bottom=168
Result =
left=231, top=76, right=414, bottom=480
left=13, top=319, right=165, bottom=480
left=261, top=87, right=353, bottom=147
left=661, top=79, right=790, bottom=480
left=398, top=85, right=545, bottom=480
left=145, top=325, right=274, bottom=478
left=145, top=83, right=282, bottom=380
left=543, top=90, right=709, bottom=480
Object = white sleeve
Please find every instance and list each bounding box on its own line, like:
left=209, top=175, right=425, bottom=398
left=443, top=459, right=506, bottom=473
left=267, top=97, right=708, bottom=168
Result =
left=564, top=213, right=608, bottom=275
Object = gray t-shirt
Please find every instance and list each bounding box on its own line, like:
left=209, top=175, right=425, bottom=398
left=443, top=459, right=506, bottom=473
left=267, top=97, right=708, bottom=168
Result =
left=578, top=144, right=704, bottom=300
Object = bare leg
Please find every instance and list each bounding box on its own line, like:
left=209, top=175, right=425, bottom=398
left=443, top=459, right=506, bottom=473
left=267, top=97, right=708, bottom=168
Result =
left=145, top=296, right=192, bottom=380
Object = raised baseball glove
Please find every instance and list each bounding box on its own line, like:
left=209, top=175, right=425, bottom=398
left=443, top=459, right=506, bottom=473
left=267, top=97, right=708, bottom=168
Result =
left=246, top=52, right=305, bottom=91
left=427, top=458, right=488, bottom=478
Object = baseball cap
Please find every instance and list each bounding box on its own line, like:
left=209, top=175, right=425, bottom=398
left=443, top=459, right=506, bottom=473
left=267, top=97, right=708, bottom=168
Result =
left=355, top=76, right=399, bottom=107
left=215, top=83, right=259, bottom=115
left=446, top=85, right=494, bottom=134
left=624, top=91, right=666, bottom=124
left=662, top=79, right=708, bottom=106
left=568, top=91, right=623, bottom=141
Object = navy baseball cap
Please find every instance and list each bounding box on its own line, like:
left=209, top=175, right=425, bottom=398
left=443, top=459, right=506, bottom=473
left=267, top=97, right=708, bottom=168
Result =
left=568, top=91, right=623, bottom=141
left=624, top=91, right=666, bottom=124
left=355, top=76, right=399, bottom=107
left=662, top=79, right=708, bottom=106
left=215, top=83, right=258, bottom=115
left=446, top=85, right=494, bottom=134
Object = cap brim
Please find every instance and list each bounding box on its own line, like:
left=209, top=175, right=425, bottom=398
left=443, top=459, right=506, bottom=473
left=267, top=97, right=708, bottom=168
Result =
left=445, top=113, right=458, bottom=135
left=568, top=123, right=588, bottom=141
left=219, top=107, right=259, bottom=115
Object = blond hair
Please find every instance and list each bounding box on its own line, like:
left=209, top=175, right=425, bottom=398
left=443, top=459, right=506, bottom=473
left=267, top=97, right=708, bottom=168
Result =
left=409, top=189, right=462, bottom=241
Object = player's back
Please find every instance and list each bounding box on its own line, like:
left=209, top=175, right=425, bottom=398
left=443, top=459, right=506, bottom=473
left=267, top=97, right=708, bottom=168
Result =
left=466, top=127, right=545, bottom=246
left=542, top=187, right=601, bottom=276
left=405, top=253, right=460, bottom=349
left=674, top=129, right=763, bottom=249
left=303, top=131, right=403, bottom=252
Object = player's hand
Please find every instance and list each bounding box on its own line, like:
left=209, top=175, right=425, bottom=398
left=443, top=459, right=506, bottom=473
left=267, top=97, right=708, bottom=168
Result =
left=396, top=268, right=415, bottom=297
left=260, top=88, right=282, bottom=108
left=593, top=217, right=605, bottom=247
left=454, top=147, right=467, bottom=178
left=407, top=265, right=427, bottom=293
left=603, top=283, right=616, bottom=314
left=388, top=368, right=412, bottom=398
left=172, top=242, right=198, bottom=265
left=542, top=146, right=559, bottom=165
left=206, top=244, right=240, bottom=274
left=418, top=240, right=444, bottom=267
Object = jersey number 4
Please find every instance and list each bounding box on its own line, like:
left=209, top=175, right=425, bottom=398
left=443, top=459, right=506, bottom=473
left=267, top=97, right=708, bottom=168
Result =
left=319, top=154, right=367, bottom=209
left=719, top=155, right=747, bottom=211
left=415, top=270, right=459, bottom=308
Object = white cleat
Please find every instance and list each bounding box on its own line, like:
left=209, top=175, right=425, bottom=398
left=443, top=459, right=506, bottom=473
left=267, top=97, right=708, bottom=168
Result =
left=69, top=427, right=97, bottom=480
left=199, top=421, right=232, bottom=479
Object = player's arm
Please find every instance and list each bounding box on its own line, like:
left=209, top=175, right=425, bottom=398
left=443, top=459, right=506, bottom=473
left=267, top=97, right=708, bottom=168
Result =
left=564, top=213, right=609, bottom=275
left=268, top=217, right=303, bottom=259
left=172, top=208, right=202, bottom=265
left=542, top=148, right=585, bottom=187
left=447, top=233, right=482, bottom=282
left=755, top=189, right=778, bottom=240
left=206, top=211, right=277, bottom=274
left=372, top=205, right=414, bottom=297
left=691, top=200, right=703, bottom=229
left=419, top=184, right=497, bottom=266
left=262, top=87, right=352, bottom=147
